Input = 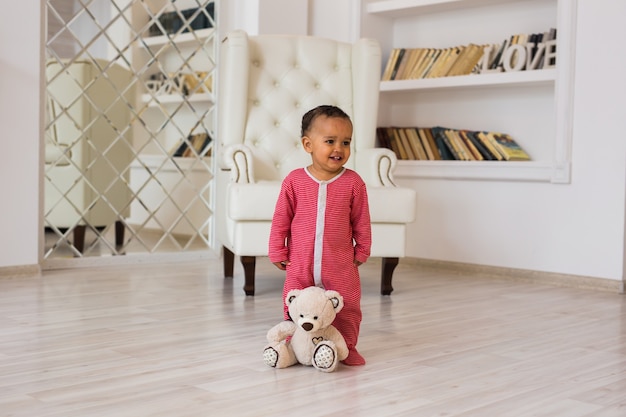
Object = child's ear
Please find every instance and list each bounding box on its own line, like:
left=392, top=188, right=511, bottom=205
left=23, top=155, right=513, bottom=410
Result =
left=302, top=136, right=312, bottom=153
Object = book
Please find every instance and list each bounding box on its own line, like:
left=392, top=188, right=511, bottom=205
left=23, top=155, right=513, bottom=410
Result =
left=435, top=46, right=462, bottom=78
left=397, top=128, right=416, bottom=159
left=396, top=48, right=422, bottom=80
left=405, top=128, right=428, bottom=160
left=419, top=128, right=441, bottom=160
left=461, top=130, right=497, bottom=161
left=415, top=128, right=434, bottom=160
left=431, top=126, right=457, bottom=160
left=425, top=47, right=451, bottom=78
left=457, top=130, right=483, bottom=160
left=410, top=48, right=435, bottom=79
left=376, top=127, right=391, bottom=150
left=382, top=48, right=400, bottom=81
left=445, top=129, right=472, bottom=160
left=389, top=48, right=406, bottom=80
left=491, top=133, right=531, bottom=161
left=405, top=48, right=428, bottom=79
left=476, top=132, right=504, bottom=160
left=414, top=48, right=438, bottom=79
left=387, top=127, right=407, bottom=159
left=420, top=48, right=443, bottom=78
left=394, top=48, right=414, bottom=80
left=446, top=43, right=485, bottom=76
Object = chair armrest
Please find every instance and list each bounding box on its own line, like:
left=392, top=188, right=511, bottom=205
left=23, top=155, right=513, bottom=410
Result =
left=355, top=148, right=398, bottom=187
left=220, top=144, right=255, bottom=183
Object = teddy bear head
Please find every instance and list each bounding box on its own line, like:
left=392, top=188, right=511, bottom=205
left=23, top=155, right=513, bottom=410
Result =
left=286, top=286, right=344, bottom=333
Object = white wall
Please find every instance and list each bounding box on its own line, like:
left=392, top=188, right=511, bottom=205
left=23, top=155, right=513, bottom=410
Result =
left=1, top=0, right=625, bottom=285
left=375, top=0, right=626, bottom=281
left=0, top=1, right=42, bottom=269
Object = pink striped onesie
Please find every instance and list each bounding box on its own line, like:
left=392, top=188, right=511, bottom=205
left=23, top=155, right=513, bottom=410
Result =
left=268, top=167, right=372, bottom=352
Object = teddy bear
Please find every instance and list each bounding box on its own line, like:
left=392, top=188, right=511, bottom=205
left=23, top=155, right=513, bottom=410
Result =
left=263, top=286, right=349, bottom=372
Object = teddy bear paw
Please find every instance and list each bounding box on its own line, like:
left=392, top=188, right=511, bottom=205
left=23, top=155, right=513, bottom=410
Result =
left=263, top=347, right=279, bottom=367
left=313, top=342, right=338, bottom=372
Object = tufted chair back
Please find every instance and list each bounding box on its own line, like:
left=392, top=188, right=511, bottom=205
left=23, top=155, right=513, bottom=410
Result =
left=217, top=30, right=416, bottom=296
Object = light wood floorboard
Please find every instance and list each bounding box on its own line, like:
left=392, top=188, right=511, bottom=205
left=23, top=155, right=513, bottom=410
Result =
left=1, top=257, right=625, bottom=416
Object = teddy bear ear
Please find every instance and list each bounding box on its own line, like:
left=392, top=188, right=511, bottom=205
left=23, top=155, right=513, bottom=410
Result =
left=286, top=289, right=301, bottom=306
left=325, top=290, right=344, bottom=312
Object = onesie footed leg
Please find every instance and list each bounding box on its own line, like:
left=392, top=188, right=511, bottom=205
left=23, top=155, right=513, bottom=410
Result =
left=342, top=346, right=366, bottom=366
left=263, top=341, right=298, bottom=369
left=312, top=340, right=339, bottom=372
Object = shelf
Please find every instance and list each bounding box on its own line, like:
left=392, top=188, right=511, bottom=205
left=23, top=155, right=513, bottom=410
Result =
left=131, top=154, right=213, bottom=174
left=367, top=0, right=524, bottom=17
left=139, top=28, right=215, bottom=49
left=141, top=92, right=214, bottom=106
left=380, top=68, right=556, bottom=93
left=393, top=159, right=570, bottom=183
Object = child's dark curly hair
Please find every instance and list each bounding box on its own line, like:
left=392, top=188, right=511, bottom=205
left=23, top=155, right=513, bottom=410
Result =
left=301, top=105, right=352, bottom=137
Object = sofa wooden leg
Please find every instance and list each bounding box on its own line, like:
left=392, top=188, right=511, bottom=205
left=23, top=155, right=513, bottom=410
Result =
left=73, top=225, right=86, bottom=254
left=241, top=256, right=256, bottom=296
left=223, top=246, right=234, bottom=278
left=115, top=220, right=125, bottom=248
left=381, top=257, right=399, bottom=295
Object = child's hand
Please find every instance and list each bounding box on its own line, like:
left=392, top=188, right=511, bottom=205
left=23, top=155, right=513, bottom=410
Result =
left=273, top=260, right=289, bottom=270
left=354, top=259, right=363, bottom=266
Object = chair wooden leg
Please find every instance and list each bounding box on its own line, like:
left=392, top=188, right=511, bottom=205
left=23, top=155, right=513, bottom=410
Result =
left=115, top=220, right=125, bottom=248
left=73, top=225, right=86, bottom=254
left=223, top=246, right=234, bottom=278
left=240, top=256, right=256, bottom=296
left=381, top=257, right=399, bottom=295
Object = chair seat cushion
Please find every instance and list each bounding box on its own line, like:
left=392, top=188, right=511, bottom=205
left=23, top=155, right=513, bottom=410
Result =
left=228, top=182, right=415, bottom=224
left=368, top=186, right=416, bottom=223
left=227, top=182, right=281, bottom=221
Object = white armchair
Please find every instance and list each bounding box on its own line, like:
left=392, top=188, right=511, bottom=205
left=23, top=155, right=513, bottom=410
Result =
left=45, top=58, right=135, bottom=254
left=217, top=31, right=416, bottom=295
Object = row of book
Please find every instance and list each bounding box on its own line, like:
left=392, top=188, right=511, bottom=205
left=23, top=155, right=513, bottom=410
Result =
left=169, top=132, right=212, bottom=158
left=382, top=28, right=557, bottom=81
left=376, top=127, right=531, bottom=161
left=148, top=3, right=215, bottom=37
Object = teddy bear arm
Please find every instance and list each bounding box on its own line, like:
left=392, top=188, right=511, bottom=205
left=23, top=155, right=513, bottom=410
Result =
left=266, top=320, right=296, bottom=343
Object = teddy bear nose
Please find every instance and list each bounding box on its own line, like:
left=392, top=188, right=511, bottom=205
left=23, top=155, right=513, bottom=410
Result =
left=301, top=322, right=313, bottom=331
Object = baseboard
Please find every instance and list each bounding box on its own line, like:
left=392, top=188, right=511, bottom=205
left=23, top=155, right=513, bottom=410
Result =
left=402, top=257, right=623, bottom=294
left=0, top=264, right=41, bottom=278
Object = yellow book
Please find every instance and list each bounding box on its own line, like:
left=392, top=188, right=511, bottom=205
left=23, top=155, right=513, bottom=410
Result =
left=420, top=128, right=441, bottom=160
left=419, top=48, right=442, bottom=79
left=404, top=128, right=428, bottom=160
left=476, top=132, right=504, bottom=160
left=391, top=128, right=409, bottom=160
left=492, top=133, right=531, bottom=161
left=405, top=48, right=428, bottom=79
left=459, top=130, right=484, bottom=161
left=396, top=48, right=420, bottom=80
left=425, top=47, right=450, bottom=78
left=397, top=128, right=416, bottom=159
left=435, top=46, right=462, bottom=78
left=410, top=48, right=434, bottom=79
left=445, top=129, right=471, bottom=160
left=382, top=48, right=400, bottom=81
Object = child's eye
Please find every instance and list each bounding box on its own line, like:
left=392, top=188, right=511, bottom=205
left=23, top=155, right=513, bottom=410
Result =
left=343, top=141, right=351, bottom=146
left=325, top=139, right=334, bottom=145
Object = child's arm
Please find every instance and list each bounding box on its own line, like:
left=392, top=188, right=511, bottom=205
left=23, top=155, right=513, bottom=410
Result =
left=268, top=178, right=295, bottom=267
left=351, top=181, right=372, bottom=265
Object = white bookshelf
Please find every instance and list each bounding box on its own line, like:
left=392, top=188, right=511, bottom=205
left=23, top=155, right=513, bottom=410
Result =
left=363, top=0, right=576, bottom=183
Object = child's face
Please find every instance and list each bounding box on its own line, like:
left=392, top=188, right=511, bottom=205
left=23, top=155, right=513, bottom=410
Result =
left=302, top=116, right=353, bottom=180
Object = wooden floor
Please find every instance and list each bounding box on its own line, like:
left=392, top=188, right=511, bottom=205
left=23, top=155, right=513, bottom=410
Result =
left=1, top=257, right=625, bottom=416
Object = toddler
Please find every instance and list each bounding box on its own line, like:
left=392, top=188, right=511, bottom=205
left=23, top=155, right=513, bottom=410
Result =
left=268, top=105, right=371, bottom=366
